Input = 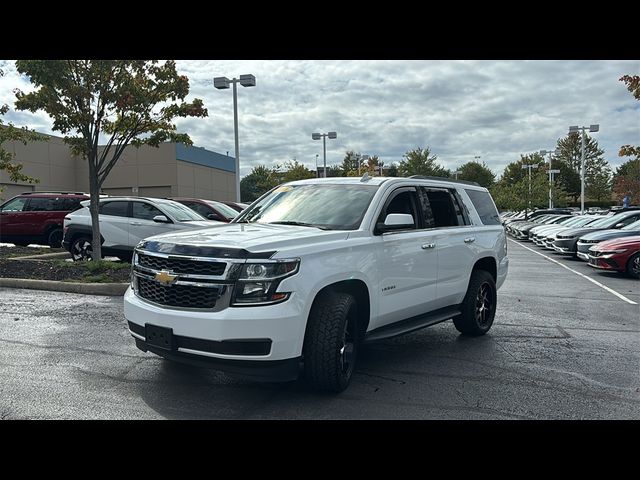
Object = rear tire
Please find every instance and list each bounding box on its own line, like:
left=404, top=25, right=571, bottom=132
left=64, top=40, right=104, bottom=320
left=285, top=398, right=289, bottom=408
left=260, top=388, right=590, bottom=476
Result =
left=453, top=270, right=497, bottom=336
left=47, top=228, right=63, bottom=248
left=70, top=236, right=93, bottom=261
left=627, top=253, right=640, bottom=279
left=303, top=291, right=359, bottom=393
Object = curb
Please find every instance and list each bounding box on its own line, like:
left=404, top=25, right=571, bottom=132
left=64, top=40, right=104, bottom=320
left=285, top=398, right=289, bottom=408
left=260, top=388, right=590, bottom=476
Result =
left=0, top=278, right=128, bottom=296
left=9, top=252, right=70, bottom=260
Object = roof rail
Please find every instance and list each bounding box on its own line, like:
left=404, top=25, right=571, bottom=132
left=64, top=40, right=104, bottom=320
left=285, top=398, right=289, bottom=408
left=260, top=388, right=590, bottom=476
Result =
left=22, top=191, right=89, bottom=195
left=408, top=175, right=480, bottom=187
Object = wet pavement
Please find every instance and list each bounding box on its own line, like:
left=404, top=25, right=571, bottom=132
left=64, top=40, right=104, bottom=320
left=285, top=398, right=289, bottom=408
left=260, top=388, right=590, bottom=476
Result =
left=0, top=240, right=638, bottom=419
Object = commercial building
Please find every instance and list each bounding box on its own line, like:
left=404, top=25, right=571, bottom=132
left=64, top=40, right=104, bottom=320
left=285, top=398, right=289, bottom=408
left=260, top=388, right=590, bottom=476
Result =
left=0, top=132, right=237, bottom=201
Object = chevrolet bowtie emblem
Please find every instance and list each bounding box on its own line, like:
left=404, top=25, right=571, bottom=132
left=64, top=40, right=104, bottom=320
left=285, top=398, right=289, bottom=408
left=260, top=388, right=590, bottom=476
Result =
left=154, top=271, right=177, bottom=285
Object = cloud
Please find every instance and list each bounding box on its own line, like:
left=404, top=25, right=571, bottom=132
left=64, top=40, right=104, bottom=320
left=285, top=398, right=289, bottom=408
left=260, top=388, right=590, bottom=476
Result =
left=1, top=60, right=638, bottom=179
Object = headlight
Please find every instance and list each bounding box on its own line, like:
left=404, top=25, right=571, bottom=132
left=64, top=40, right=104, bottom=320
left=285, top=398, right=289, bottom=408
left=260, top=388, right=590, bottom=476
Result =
left=597, top=249, right=628, bottom=258
left=232, top=259, right=300, bottom=306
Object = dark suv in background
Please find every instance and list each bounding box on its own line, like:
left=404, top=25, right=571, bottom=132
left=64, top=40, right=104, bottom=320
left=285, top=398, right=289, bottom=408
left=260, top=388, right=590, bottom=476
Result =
left=0, top=192, right=89, bottom=247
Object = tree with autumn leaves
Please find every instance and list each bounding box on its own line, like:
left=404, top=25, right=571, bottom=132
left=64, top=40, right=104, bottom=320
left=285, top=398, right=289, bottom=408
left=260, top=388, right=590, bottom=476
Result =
left=13, top=61, right=207, bottom=260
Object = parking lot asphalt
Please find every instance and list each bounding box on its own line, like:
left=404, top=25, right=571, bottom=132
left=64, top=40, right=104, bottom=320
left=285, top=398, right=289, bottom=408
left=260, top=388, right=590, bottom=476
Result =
left=0, top=242, right=638, bottom=419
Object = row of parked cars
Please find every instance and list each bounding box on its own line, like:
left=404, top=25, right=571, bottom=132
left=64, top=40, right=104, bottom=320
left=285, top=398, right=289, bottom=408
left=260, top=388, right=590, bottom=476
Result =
left=502, top=207, right=640, bottom=279
left=0, top=191, right=248, bottom=259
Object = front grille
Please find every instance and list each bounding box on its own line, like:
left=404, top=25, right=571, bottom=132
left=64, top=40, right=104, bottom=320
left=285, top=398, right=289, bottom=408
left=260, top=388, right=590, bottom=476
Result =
left=137, top=276, right=220, bottom=309
left=138, top=253, right=226, bottom=276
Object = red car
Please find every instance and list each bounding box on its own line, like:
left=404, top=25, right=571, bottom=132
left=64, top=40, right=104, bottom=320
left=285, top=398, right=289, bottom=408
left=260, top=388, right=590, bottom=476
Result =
left=0, top=192, right=89, bottom=247
left=587, top=235, right=640, bottom=279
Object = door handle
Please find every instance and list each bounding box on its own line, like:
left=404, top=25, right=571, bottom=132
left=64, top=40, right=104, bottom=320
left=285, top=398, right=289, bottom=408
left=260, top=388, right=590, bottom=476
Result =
left=421, top=243, right=435, bottom=249
left=130, top=222, right=142, bottom=226
left=464, top=237, right=476, bottom=243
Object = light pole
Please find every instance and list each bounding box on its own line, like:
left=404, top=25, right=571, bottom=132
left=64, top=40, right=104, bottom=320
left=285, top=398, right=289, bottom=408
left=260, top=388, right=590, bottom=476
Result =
left=568, top=124, right=599, bottom=215
left=540, top=148, right=560, bottom=208
left=453, top=170, right=462, bottom=180
left=214, top=74, right=256, bottom=202
left=315, top=154, right=320, bottom=178
left=311, top=131, right=337, bottom=178
left=474, top=155, right=481, bottom=163
left=356, top=154, right=369, bottom=175
left=522, top=163, right=539, bottom=219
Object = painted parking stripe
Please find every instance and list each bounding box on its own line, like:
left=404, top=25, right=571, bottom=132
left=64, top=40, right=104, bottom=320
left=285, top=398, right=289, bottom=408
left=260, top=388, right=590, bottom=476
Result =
left=508, top=239, right=638, bottom=305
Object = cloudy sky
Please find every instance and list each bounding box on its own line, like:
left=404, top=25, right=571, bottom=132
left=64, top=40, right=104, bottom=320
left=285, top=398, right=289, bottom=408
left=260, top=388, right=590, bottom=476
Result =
left=1, top=60, right=638, bottom=178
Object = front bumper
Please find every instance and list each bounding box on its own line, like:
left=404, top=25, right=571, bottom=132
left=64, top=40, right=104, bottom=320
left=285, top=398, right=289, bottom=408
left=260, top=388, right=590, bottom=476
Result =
left=553, top=238, right=577, bottom=254
left=586, top=255, right=622, bottom=272
left=124, top=287, right=308, bottom=366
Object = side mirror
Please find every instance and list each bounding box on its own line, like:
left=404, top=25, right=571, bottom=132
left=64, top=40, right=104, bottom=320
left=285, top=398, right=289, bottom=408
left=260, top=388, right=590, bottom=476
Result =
left=376, top=213, right=415, bottom=234
left=152, top=215, right=171, bottom=223
left=207, top=213, right=223, bottom=221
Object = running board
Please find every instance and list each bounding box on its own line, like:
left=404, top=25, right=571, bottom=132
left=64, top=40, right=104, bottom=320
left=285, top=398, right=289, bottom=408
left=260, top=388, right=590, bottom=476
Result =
left=364, top=306, right=461, bottom=343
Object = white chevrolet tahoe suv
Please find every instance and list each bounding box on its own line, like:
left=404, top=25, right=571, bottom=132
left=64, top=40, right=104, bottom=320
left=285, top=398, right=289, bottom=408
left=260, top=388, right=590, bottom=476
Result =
left=124, top=175, right=508, bottom=392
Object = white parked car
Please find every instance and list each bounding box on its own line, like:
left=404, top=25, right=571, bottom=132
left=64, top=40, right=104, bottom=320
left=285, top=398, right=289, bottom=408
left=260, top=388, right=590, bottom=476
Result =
left=124, top=176, right=509, bottom=392
left=62, top=197, right=223, bottom=261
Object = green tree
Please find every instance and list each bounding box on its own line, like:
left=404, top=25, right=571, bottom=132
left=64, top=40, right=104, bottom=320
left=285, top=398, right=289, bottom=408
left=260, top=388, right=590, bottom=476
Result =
left=340, top=151, right=360, bottom=176
left=618, top=75, right=640, bottom=160
left=240, top=165, right=279, bottom=202
left=398, top=147, right=449, bottom=177
left=492, top=153, right=547, bottom=214
left=456, top=160, right=495, bottom=187
left=282, top=159, right=315, bottom=182
left=0, top=68, right=45, bottom=195
left=554, top=132, right=608, bottom=202
left=612, top=158, right=640, bottom=204
left=585, top=158, right=612, bottom=202
left=14, top=60, right=207, bottom=260
left=387, top=163, right=399, bottom=177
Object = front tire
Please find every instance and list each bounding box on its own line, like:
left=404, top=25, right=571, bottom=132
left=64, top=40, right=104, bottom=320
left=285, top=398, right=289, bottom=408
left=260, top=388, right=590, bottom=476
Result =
left=453, top=270, right=497, bottom=336
left=70, top=236, right=93, bottom=261
left=303, top=291, right=359, bottom=393
left=627, top=253, right=640, bottom=279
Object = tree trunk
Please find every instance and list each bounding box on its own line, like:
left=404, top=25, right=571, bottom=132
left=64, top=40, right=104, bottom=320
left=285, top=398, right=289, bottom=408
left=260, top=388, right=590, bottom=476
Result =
left=88, top=159, right=102, bottom=261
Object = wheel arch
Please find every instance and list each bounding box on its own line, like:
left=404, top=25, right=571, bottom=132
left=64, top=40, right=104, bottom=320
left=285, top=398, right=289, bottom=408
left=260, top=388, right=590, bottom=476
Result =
left=472, top=256, right=497, bottom=283
left=305, top=279, right=371, bottom=341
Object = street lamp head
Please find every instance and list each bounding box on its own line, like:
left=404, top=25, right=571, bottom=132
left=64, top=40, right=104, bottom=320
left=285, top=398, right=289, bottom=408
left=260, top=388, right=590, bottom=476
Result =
left=312, top=133, right=321, bottom=140
left=213, top=77, right=230, bottom=89
left=568, top=126, right=579, bottom=133
left=589, top=124, right=599, bottom=132
left=328, top=132, right=337, bottom=139
left=239, top=74, right=256, bottom=87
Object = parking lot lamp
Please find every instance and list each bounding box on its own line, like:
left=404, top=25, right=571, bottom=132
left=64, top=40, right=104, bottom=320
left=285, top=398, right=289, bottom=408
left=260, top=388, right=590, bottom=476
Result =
left=522, top=163, right=539, bottom=219
left=312, top=131, right=337, bottom=178
left=540, top=148, right=560, bottom=208
left=568, top=124, right=599, bottom=215
left=214, top=74, right=256, bottom=202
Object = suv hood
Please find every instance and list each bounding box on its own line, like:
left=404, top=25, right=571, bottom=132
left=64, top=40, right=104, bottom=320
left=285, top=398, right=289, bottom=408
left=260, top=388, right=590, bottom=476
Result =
left=139, top=222, right=349, bottom=253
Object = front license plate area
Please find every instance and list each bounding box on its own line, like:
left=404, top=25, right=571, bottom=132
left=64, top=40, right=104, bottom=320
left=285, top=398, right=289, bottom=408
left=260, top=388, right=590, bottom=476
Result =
left=145, top=324, right=175, bottom=351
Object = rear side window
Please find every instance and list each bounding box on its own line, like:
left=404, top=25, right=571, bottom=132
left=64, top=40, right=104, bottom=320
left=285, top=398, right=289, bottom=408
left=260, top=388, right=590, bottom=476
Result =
left=418, top=187, right=466, bottom=228
left=99, top=201, right=130, bottom=217
left=464, top=189, right=501, bottom=225
left=53, top=197, right=82, bottom=211
left=25, top=197, right=58, bottom=211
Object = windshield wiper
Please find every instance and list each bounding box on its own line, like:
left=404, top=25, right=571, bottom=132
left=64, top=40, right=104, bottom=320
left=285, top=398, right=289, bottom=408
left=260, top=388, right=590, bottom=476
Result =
left=268, top=221, right=330, bottom=230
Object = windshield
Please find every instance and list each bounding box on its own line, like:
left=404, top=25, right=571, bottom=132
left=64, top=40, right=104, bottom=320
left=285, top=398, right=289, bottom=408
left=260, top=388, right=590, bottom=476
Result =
left=622, top=219, right=640, bottom=230
left=207, top=200, right=239, bottom=219
left=235, top=184, right=379, bottom=230
left=160, top=201, right=207, bottom=222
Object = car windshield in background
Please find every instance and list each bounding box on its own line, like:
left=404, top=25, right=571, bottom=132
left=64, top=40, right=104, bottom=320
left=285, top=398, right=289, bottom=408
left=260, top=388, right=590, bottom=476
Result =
left=622, top=219, right=640, bottom=230
left=235, top=184, right=379, bottom=230
left=159, top=201, right=206, bottom=222
left=207, top=201, right=239, bottom=219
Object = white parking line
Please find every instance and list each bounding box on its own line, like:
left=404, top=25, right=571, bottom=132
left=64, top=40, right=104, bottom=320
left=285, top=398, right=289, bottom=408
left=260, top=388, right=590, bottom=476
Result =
left=508, top=239, right=638, bottom=305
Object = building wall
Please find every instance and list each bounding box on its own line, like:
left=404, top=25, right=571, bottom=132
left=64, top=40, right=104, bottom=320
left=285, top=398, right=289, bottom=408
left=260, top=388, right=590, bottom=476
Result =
left=0, top=135, right=78, bottom=201
left=1, top=134, right=237, bottom=202
left=176, top=160, right=236, bottom=201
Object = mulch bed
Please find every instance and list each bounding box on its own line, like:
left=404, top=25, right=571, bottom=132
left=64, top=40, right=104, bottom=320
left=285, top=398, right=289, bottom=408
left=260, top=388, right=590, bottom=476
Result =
left=0, top=258, right=130, bottom=283
left=0, top=246, right=65, bottom=259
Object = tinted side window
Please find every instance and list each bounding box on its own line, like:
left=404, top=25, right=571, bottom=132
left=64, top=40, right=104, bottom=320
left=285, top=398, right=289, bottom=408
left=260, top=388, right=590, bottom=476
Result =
left=464, top=189, right=501, bottom=225
left=132, top=202, right=164, bottom=221
left=377, top=188, right=419, bottom=230
left=184, top=202, right=211, bottom=218
left=419, top=187, right=460, bottom=228
left=51, top=197, right=81, bottom=211
left=99, top=201, right=129, bottom=217
left=26, top=197, right=58, bottom=211
left=1, top=197, right=28, bottom=212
